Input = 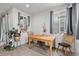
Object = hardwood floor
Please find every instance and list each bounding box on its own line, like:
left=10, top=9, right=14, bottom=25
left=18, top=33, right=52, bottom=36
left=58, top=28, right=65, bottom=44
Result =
left=0, top=44, right=76, bottom=56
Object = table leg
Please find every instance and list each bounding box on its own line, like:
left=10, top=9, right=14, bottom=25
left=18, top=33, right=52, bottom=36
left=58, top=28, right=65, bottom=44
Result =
left=48, top=41, right=52, bottom=56
left=28, top=39, right=31, bottom=48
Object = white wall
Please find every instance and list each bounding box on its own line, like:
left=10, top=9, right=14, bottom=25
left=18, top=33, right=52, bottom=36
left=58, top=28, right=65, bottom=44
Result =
left=31, top=11, right=50, bottom=35
left=8, top=8, right=13, bottom=30
left=7, top=7, right=30, bottom=30
left=31, top=4, right=67, bottom=35
left=12, top=7, right=30, bottom=29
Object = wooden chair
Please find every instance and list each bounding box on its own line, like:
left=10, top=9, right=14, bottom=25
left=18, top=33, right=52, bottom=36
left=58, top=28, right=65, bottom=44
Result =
left=57, top=34, right=75, bottom=55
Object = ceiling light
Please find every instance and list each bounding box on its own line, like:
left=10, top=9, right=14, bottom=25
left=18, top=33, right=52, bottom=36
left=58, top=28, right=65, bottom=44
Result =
left=26, top=4, right=30, bottom=8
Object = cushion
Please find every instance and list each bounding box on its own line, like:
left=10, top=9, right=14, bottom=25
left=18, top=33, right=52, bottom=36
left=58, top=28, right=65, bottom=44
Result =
left=58, top=42, right=71, bottom=47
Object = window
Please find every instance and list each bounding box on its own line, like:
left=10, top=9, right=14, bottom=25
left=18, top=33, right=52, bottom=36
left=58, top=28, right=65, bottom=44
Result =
left=53, top=10, right=67, bottom=34
left=53, top=14, right=59, bottom=34
left=59, top=15, right=66, bottom=33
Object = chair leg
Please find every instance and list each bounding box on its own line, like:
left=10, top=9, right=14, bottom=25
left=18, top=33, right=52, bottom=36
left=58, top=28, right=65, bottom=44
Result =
left=56, top=44, right=60, bottom=52
left=62, top=46, right=64, bottom=51
left=64, top=47, right=67, bottom=55
left=69, top=47, right=72, bottom=55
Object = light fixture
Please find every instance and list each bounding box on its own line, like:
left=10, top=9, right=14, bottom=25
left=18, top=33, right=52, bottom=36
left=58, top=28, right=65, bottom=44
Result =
left=26, top=4, right=30, bottom=8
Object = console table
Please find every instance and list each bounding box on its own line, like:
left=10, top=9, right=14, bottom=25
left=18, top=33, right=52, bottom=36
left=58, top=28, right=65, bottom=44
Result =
left=28, top=35, right=55, bottom=56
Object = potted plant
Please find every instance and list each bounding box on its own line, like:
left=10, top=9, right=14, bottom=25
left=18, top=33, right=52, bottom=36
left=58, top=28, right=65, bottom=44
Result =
left=4, top=28, right=18, bottom=50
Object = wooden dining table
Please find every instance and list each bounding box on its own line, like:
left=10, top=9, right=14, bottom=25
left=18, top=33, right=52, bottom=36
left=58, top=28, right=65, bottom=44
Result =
left=28, top=35, right=55, bottom=56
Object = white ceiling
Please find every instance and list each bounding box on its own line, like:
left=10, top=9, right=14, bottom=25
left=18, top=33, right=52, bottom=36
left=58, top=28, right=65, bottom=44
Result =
left=0, top=3, right=65, bottom=15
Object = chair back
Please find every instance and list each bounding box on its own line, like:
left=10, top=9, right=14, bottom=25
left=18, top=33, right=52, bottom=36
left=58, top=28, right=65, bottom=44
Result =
left=63, top=34, right=75, bottom=44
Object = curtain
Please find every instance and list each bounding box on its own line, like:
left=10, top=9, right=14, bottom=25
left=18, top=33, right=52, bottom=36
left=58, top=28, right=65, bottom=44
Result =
left=1, top=16, right=6, bottom=42
left=28, top=16, right=30, bottom=26
left=72, top=4, right=77, bottom=35
left=0, top=18, right=2, bottom=38
left=6, top=13, right=9, bottom=44
left=18, top=12, right=20, bottom=26
left=0, top=18, right=2, bottom=40
left=67, top=4, right=73, bottom=35
left=1, top=13, right=9, bottom=44
left=50, top=11, right=53, bottom=34
left=67, top=3, right=77, bottom=35
left=76, top=17, right=79, bottom=40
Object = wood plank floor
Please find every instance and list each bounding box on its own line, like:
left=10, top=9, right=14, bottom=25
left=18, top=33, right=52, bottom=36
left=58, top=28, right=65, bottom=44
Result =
left=0, top=44, right=76, bottom=56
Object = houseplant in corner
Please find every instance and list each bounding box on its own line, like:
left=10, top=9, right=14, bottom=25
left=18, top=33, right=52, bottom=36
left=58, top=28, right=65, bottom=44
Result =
left=4, top=28, right=17, bottom=51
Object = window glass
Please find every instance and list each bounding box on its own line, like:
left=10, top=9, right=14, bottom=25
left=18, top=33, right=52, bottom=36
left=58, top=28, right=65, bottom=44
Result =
left=53, top=10, right=67, bottom=34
